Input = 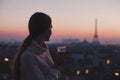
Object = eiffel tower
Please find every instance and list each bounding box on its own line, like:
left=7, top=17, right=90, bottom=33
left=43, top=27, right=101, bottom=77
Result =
left=93, top=18, right=100, bottom=44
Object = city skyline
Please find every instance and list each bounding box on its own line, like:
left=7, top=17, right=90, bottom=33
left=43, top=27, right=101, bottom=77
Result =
left=0, top=0, right=120, bottom=43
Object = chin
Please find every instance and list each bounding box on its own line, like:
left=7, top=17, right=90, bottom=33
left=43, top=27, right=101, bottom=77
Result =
left=45, top=38, right=50, bottom=41
left=45, top=40, right=49, bottom=41
left=44, top=36, right=50, bottom=41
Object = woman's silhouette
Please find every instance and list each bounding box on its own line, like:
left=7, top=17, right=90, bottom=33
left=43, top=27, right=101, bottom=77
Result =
left=12, top=12, right=60, bottom=80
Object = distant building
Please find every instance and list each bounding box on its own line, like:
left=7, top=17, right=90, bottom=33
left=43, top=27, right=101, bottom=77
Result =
left=62, top=38, right=80, bottom=44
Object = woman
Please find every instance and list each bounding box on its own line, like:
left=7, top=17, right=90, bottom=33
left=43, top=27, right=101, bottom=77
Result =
left=12, top=12, right=60, bottom=80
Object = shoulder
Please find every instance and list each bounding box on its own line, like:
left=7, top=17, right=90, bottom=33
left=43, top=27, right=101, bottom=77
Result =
left=20, top=49, right=36, bottom=63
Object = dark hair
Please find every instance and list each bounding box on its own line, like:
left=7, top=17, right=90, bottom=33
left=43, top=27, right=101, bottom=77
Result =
left=12, top=12, right=51, bottom=80
left=29, top=12, right=51, bottom=39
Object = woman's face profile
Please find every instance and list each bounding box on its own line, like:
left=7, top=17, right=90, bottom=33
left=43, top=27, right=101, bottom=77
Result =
left=44, top=25, right=52, bottom=41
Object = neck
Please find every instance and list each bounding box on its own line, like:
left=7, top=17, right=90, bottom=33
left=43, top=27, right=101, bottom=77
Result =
left=33, top=37, right=44, bottom=45
left=37, top=40, right=44, bottom=45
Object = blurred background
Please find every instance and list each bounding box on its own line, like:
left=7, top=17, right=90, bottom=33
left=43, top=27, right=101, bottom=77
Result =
left=0, top=0, right=120, bottom=80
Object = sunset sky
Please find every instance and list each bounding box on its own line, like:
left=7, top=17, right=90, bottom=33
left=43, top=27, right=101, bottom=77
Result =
left=0, top=0, right=120, bottom=43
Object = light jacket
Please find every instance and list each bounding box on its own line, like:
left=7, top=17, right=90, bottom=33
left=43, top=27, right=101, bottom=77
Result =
left=20, top=41, right=60, bottom=80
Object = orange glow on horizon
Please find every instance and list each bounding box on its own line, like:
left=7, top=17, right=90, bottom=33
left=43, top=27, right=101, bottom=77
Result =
left=0, top=21, right=120, bottom=42
left=0, top=25, right=120, bottom=41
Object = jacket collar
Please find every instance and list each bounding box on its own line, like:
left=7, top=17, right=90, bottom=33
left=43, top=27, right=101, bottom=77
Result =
left=27, top=40, right=48, bottom=55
